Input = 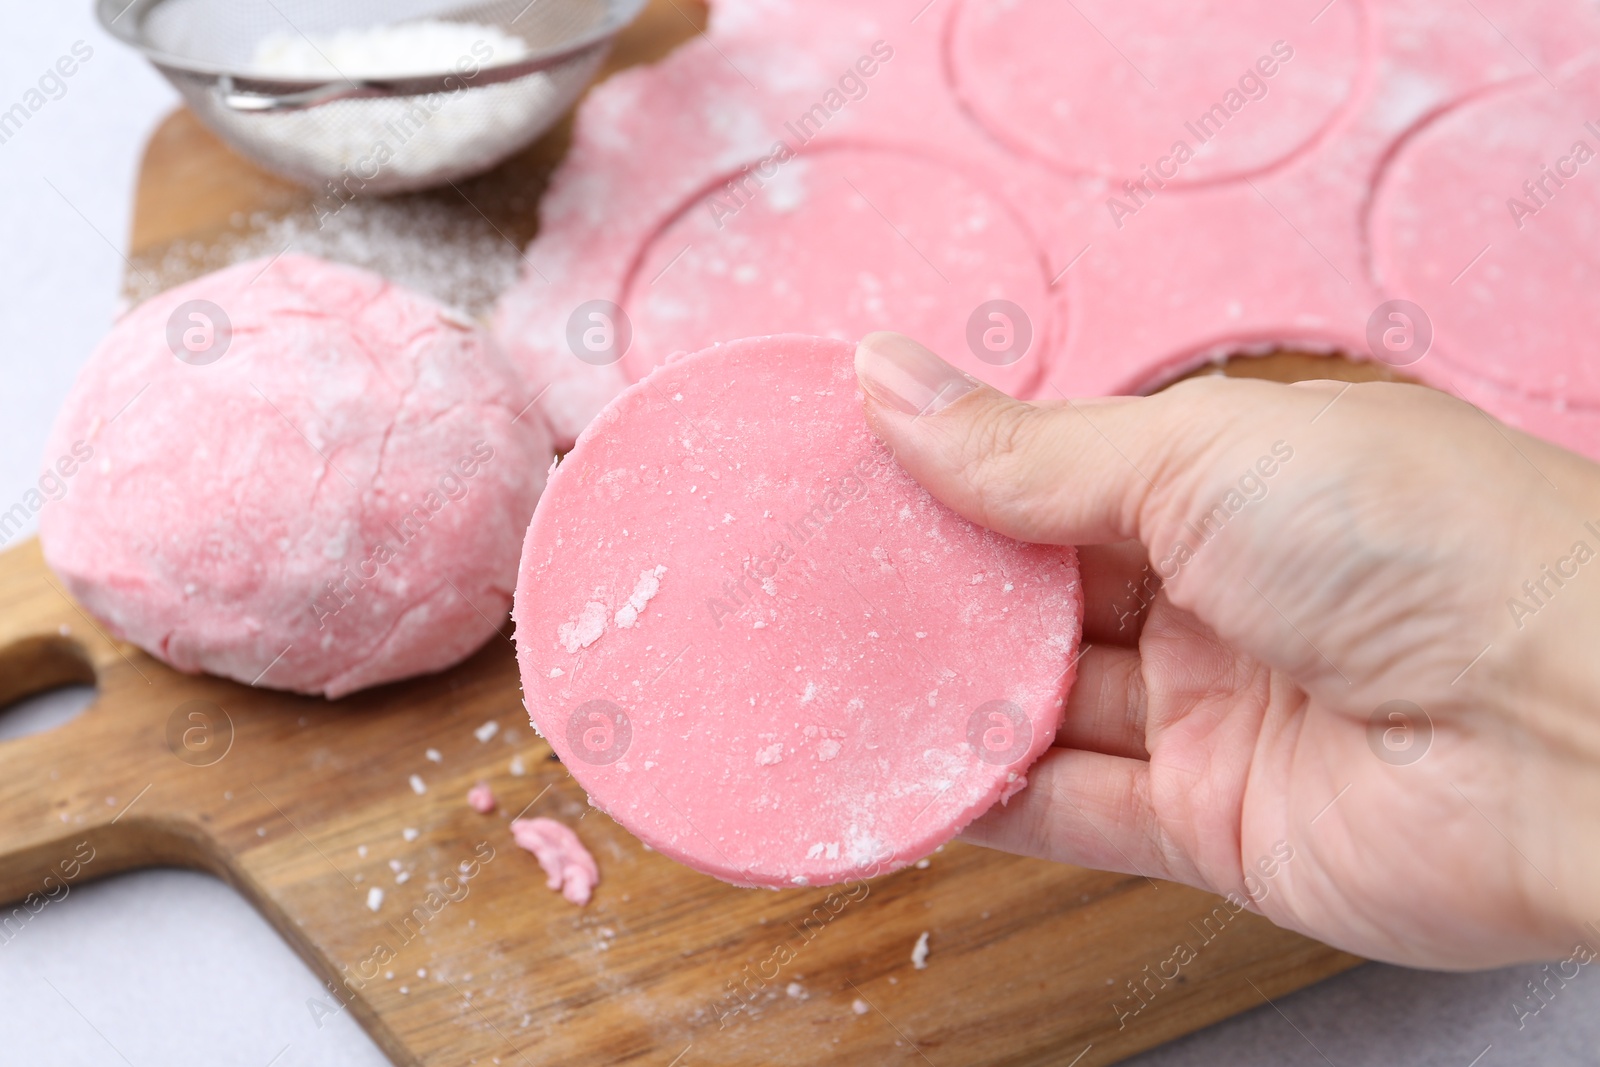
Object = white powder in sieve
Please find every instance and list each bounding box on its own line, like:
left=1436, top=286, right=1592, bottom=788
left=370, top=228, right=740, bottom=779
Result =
left=251, top=20, right=529, bottom=80
left=240, top=19, right=555, bottom=192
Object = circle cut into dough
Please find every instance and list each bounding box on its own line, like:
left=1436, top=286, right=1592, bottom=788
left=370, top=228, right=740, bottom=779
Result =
left=621, top=146, right=1053, bottom=399
left=948, top=0, right=1364, bottom=185
left=1370, top=68, right=1600, bottom=405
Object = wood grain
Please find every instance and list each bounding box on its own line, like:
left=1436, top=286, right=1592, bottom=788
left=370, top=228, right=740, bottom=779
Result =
left=0, top=531, right=1360, bottom=1065
left=1, top=2, right=1370, bottom=1062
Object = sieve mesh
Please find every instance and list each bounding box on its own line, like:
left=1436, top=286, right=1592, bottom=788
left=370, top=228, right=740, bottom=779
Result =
left=99, top=0, right=644, bottom=194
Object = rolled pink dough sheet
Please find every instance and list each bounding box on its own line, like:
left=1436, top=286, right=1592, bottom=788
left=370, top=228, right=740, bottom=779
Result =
left=40, top=254, right=554, bottom=698
left=512, top=335, right=1082, bottom=887
left=1370, top=64, right=1600, bottom=406
left=619, top=144, right=1051, bottom=400
left=494, top=0, right=1600, bottom=461
left=948, top=0, right=1363, bottom=184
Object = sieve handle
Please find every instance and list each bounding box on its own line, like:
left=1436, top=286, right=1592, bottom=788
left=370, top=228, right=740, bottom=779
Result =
left=215, top=75, right=375, bottom=113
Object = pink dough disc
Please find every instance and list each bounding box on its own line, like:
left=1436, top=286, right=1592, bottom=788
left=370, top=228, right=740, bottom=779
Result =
left=620, top=146, right=1053, bottom=398
left=513, top=335, right=1082, bottom=887
left=40, top=255, right=554, bottom=698
left=948, top=0, right=1365, bottom=185
left=1370, top=67, right=1600, bottom=405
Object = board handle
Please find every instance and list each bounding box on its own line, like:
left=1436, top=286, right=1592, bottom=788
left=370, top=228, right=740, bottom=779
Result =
left=0, top=544, right=214, bottom=910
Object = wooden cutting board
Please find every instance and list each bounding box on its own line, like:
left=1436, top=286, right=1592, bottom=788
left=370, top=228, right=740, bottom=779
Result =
left=1, top=3, right=1374, bottom=1063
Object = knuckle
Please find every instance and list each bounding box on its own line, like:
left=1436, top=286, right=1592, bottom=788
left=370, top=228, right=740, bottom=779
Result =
left=959, top=401, right=1051, bottom=530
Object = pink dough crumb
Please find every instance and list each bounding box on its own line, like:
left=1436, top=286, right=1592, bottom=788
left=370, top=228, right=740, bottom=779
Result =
left=510, top=817, right=599, bottom=905
left=466, top=783, right=496, bottom=814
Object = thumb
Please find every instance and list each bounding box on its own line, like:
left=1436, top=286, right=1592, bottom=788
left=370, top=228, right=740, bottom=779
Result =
left=854, top=331, right=1186, bottom=546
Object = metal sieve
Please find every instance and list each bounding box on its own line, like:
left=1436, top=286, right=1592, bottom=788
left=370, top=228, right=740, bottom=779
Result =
left=98, top=0, right=647, bottom=195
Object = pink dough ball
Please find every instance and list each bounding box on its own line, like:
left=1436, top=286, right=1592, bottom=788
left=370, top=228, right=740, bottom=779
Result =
left=40, top=254, right=554, bottom=698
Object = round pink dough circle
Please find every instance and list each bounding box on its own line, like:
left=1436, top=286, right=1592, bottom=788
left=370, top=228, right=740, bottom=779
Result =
left=1370, top=69, right=1600, bottom=405
left=41, top=254, right=554, bottom=698
left=947, top=0, right=1365, bottom=185
left=620, top=146, right=1053, bottom=398
left=513, top=335, right=1082, bottom=887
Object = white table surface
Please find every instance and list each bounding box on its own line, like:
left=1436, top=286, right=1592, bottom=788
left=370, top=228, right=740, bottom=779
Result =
left=2, top=4, right=1596, bottom=1064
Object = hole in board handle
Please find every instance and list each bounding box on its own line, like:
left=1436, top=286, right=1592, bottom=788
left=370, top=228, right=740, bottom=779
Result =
left=0, top=635, right=97, bottom=742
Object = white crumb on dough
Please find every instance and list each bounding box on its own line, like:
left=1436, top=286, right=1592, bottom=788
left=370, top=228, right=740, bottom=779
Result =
left=816, top=739, right=841, bottom=762
left=549, top=667, right=564, bottom=678
left=367, top=887, right=384, bottom=912
left=425, top=748, right=442, bottom=763
left=475, top=720, right=499, bottom=743
left=852, top=998, right=870, bottom=1015
left=408, top=774, right=427, bottom=795
left=999, top=771, right=1028, bottom=806
left=558, top=601, right=608, bottom=653
left=402, top=828, right=419, bottom=842
left=614, top=565, right=667, bottom=628
left=912, top=931, right=930, bottom=970
left=755, top=743, right=784, bottom=766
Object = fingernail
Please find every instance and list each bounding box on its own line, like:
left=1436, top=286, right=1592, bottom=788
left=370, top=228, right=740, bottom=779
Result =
left=856, top=332, right=981, bottom=417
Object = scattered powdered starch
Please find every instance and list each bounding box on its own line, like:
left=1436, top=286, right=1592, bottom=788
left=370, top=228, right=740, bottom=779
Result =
left=912, top=931, right=930, bottom=970
left=123, top=198, right=524, bottom=318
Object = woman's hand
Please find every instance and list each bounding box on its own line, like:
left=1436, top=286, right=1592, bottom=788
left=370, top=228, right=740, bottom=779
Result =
left=856, top=330, right=1600, bottom=969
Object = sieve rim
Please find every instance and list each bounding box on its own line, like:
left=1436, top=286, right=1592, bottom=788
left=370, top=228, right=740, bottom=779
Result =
left=95, top=0, right=648, bottom=91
